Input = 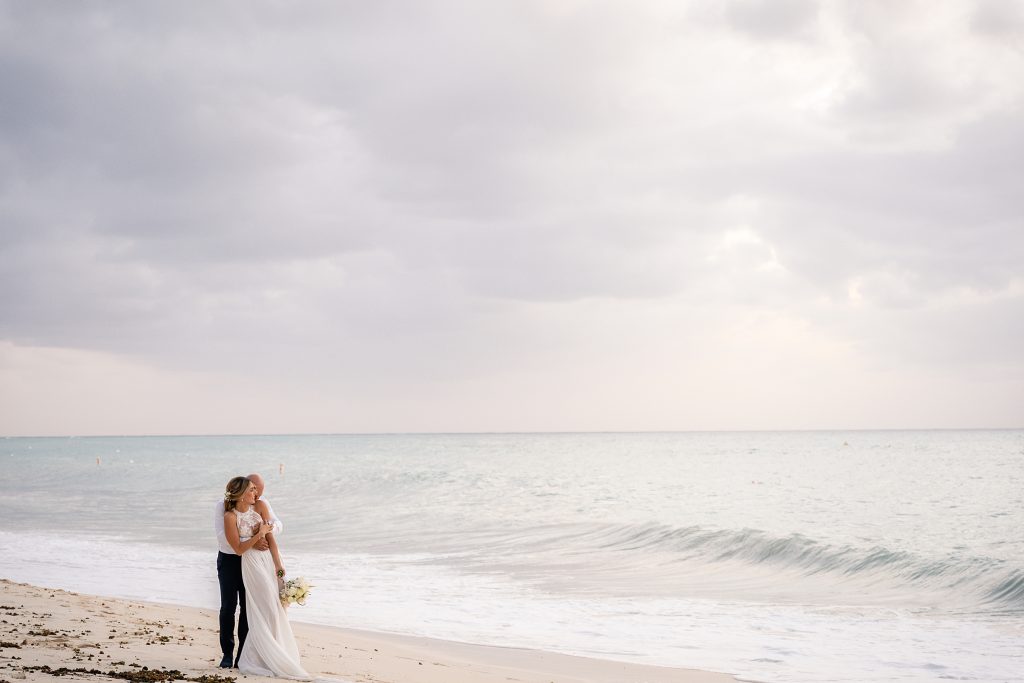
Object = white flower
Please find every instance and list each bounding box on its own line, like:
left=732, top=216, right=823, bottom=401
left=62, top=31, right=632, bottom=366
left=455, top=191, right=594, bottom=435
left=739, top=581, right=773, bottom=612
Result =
left=279, top=576, right=313, bottom=607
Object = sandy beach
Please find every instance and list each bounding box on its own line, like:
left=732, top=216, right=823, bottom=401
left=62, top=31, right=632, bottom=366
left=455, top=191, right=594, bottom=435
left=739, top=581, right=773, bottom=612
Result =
left=0, top=580, right=738, bottom=683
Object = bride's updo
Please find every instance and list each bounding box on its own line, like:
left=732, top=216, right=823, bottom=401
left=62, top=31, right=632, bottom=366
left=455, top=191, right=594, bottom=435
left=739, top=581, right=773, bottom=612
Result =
left=224, top=476, right=251, bottom=512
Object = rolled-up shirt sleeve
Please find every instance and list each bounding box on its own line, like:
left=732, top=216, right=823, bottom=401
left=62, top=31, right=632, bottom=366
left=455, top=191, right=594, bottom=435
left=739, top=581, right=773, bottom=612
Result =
left=214, top=500, right=236, bottom=555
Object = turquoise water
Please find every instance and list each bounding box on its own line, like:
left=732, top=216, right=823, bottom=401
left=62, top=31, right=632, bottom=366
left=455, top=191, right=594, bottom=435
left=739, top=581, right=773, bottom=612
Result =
left=2, top=431, right=1022, bottom=682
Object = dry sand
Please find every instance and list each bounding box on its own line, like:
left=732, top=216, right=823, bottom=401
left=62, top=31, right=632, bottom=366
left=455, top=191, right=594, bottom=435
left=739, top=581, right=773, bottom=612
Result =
left=0, top=580, right=738, bottom=683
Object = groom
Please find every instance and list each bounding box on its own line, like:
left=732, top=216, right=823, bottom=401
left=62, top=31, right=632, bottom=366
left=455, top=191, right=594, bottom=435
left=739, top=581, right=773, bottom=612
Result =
left=214, top=472, right=283, bottom=668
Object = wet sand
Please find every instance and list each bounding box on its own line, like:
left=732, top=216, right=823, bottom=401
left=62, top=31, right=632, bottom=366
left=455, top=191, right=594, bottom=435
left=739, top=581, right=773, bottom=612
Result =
left=0, top=580, right=738, bottom=683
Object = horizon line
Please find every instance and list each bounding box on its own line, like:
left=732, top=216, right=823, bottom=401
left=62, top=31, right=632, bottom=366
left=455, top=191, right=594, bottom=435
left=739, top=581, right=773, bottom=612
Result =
left=3, top=426, right=1022, bottom=439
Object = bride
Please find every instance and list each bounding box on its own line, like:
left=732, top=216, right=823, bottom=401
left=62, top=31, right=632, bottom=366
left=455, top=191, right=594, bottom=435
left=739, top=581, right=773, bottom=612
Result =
left=223, top=476, right=317, bottom=680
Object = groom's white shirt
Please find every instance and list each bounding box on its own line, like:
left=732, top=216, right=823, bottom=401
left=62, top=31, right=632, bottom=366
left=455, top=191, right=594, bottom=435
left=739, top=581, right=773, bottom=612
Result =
left=214, top=499, right=283, bottom=555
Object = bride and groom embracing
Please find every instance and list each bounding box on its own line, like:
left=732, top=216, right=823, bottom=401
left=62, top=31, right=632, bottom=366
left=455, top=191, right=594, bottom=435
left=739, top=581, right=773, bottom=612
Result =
left=214, top=473, right=335, bottom=681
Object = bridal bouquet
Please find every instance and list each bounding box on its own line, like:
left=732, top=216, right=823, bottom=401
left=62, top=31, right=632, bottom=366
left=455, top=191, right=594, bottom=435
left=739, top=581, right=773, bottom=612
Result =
left=280, top=576, right=313, bottom=607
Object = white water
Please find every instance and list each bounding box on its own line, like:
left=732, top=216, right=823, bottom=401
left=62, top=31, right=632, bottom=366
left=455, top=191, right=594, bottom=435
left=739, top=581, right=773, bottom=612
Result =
left=2, top=431, right=1022, bottom=682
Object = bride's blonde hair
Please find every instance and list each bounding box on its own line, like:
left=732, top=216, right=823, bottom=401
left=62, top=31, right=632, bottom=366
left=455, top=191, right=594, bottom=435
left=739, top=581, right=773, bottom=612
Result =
left=224, top=476, right=251, bottom=512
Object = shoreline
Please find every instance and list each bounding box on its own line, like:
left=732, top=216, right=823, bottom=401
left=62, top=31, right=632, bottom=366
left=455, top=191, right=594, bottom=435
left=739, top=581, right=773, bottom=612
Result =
left=4, top=427, right=1020, bottom=438
left=0, top=579, right=741, bottom=683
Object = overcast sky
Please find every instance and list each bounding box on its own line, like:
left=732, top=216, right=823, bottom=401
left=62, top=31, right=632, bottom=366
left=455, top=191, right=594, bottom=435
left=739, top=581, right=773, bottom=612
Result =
left=1, top=0, right=1022, bottom=436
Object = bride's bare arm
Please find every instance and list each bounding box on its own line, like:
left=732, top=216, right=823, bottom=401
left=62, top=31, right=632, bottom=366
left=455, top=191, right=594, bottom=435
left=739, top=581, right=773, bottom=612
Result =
left=256, top=500, right=286, bottom=577
left=223, top=512, right=270, bottom=555
left=268, top=533, right=285, bottom=578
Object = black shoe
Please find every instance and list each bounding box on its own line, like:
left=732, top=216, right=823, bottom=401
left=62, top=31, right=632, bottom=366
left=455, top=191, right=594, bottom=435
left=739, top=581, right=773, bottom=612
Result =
left=219, top=655, right=233, bottom=669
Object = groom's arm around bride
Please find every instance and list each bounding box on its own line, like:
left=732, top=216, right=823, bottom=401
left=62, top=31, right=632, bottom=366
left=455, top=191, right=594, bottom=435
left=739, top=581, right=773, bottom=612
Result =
left=250, top=472, right=283, bottom=538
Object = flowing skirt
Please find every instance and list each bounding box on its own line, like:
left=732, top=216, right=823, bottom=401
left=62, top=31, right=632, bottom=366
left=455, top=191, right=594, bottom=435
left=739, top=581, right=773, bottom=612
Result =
left=238, top=548, right=311, bottom=680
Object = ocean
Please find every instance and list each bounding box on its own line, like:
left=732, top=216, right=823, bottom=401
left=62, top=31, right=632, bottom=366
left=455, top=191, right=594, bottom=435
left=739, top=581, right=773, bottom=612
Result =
left=1, top=431, right=1021, bottom=682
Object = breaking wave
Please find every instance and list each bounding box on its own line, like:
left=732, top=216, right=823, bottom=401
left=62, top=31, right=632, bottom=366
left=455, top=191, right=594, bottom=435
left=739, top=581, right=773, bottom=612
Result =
left=485, top=522, right=1024, bottom=612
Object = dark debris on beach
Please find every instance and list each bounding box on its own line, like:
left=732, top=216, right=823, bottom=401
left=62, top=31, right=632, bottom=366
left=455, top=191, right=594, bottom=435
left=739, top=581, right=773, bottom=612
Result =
left=22, top=666, right=235, bottom=683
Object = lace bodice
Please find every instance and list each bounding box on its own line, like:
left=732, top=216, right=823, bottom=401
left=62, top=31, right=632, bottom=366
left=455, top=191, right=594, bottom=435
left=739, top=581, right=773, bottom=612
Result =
left=235, top=507, right=264, bottom=541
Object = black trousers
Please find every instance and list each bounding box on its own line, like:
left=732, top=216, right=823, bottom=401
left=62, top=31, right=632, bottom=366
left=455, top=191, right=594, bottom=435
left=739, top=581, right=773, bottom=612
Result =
left=217, top=551, right=247, bottom=660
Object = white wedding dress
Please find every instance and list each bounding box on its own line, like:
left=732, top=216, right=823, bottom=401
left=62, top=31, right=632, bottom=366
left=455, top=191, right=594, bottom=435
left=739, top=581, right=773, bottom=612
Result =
left=234, top=508, right=323, bottom=681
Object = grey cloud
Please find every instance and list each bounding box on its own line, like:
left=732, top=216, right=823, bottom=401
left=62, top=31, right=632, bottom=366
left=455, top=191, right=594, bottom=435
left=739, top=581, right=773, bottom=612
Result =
left=971, top=0, right=1024, bottom=41
left=649, top=99, right=1018, bottom=317
left=723, top=0, right=820, bottom=41
left=835, top=57, right=978, bottom=131
left=1, top=1, right=655, bottom=267
left=825, top=1, right=1016, bottom=146
left=0, top=0, right=1022, bottom=393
